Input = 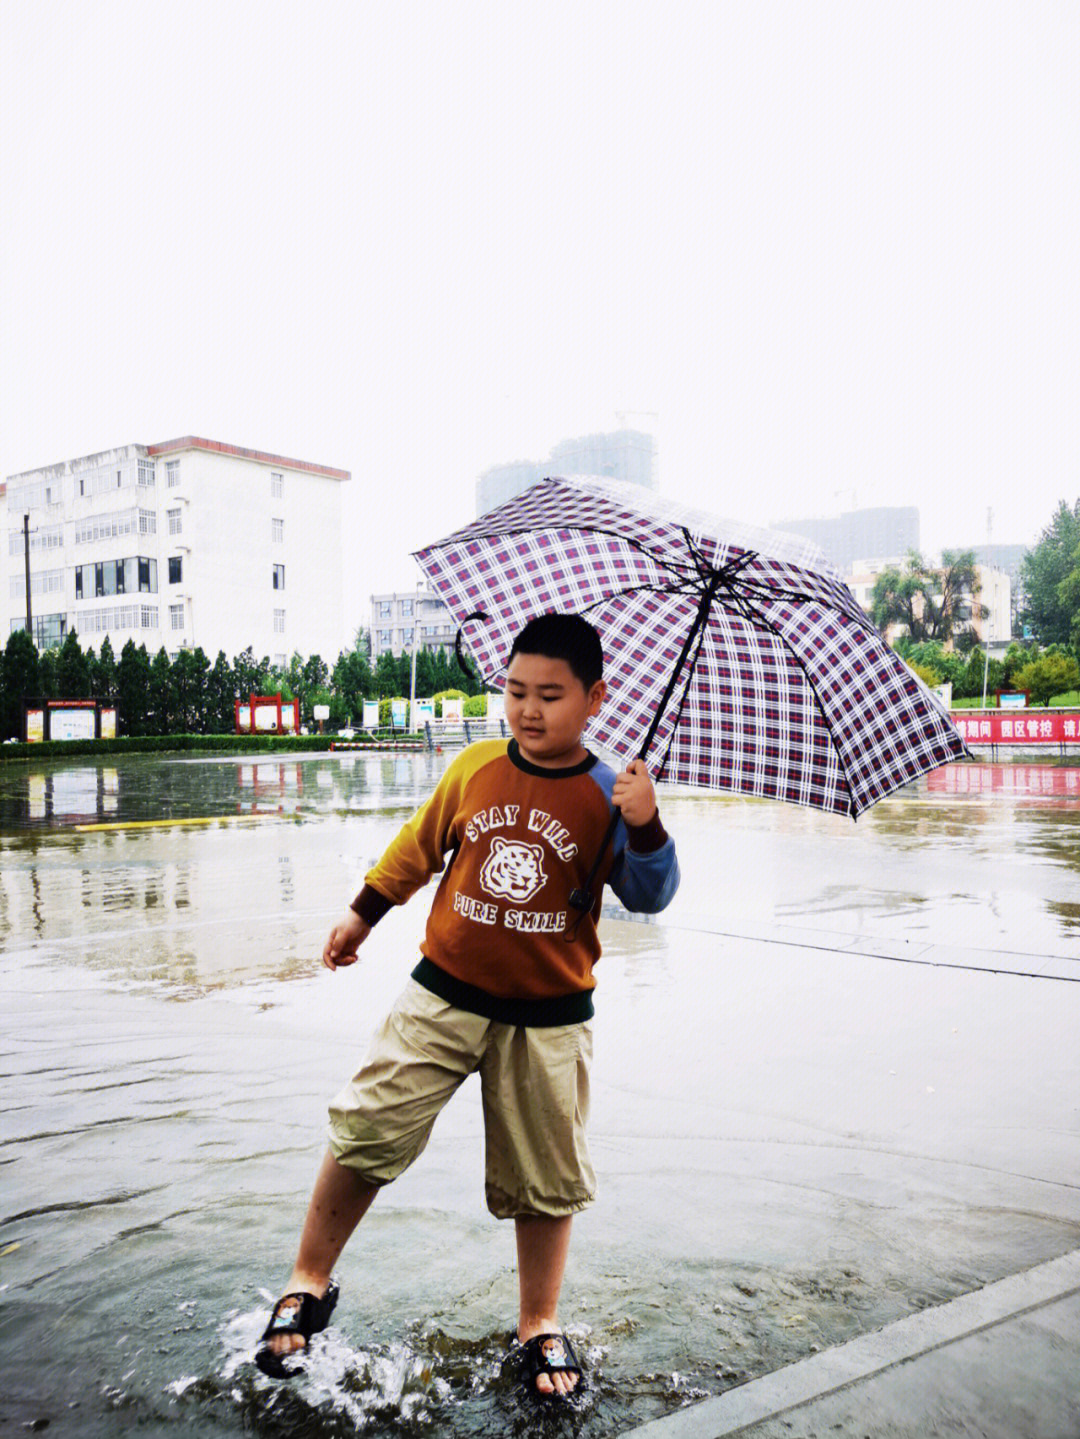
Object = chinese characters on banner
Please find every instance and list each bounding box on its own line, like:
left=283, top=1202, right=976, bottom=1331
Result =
left=951, top=712, right=1080, bottom=745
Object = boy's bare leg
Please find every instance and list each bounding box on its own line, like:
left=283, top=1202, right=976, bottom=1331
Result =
left=515, top=1214, right=578, bottom=1396
left=265, top=1148, right=380, bottom=1360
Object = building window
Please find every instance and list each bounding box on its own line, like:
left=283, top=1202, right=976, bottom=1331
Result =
left=167, top=508, right=182, bottom=536
left=117, top=470, right=123, bottom=487
left=272, top=517, right=284, bottom=543
left=379, top=601, right=392, bottom=618
left=138, top=557, right=157, bottom=592
left=13, top=612, right=68, bottom=648
left=274, top=608, right=286, bottom=634
left=401, top=628, right=414, bottom=646
left=400, top=599, right=413, bottom=617
left=377, top=628, right=392, bottom=646
left=10, top=569, right=64, bottom=600
left=138, top=459, right=155, bottom=487
left=139, top=509, right=156, bottom=535
left=166, top=460, right=180, bottom=487
left=141, top=606, right=157, bottom=629
left=273, top=563, right=285, bottom=590
left=170, top=604, right=184, bottom=631
left=169, top=556, right=182, bottom=584
left=10, top=524, right=63, bottom=555
left=271, top=471, right=284, bottom=498
left=274, top=653, right=286, bottom=668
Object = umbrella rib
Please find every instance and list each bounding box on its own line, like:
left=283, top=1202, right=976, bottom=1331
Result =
left=577, top=578, right=701, bottom=618
left=715, top=592, right=859, bottom=819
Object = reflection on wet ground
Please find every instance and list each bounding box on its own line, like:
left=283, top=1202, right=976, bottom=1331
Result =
left=2, top=750, right=1079, bottom=1435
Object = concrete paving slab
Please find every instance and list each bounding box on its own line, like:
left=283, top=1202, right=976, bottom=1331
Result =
left=621, top=1249, right=1080, bottom=1438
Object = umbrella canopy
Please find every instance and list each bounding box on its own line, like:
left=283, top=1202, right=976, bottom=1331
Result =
left=414, top=476, right=968, bottom=820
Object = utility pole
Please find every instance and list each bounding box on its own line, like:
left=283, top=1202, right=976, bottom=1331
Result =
left=408, top=580, right=423, bottom=730
left=23, top=513, right=33, bottom=639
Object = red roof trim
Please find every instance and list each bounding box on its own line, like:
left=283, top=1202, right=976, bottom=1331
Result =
left=146, top=437, right=349, bottom=481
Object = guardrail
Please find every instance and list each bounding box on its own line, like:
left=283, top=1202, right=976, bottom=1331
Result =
left=423, top=718, right=508, bottom=749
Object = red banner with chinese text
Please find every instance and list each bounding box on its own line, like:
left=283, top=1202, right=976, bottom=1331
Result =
left=950, top=711, right=1080, bottom=745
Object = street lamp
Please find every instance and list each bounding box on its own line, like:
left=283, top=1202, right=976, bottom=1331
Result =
left=408, top=579, right=424, bottom=730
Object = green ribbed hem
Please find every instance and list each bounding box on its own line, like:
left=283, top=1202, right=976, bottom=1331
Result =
left=411, top=956, right=594, bottom=1027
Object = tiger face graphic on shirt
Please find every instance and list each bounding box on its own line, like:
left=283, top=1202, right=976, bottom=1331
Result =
left=478, top=836, right=548, bottom=903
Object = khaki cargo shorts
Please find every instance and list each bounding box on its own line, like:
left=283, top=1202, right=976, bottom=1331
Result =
left=328, top=978, right=595, bottom=1219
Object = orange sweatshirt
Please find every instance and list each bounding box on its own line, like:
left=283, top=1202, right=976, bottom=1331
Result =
left=352, top=738, right=679, bottom=1024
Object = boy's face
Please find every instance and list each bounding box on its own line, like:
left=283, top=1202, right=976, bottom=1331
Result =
left=505, top=652, right=605, bottom=769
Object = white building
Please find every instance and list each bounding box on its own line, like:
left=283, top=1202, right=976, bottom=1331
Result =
left=370, top=585, right=457, bottom=660
left=4, top=437, right=350, bottom=664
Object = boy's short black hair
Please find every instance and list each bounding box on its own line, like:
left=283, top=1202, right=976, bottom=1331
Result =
left=508, top=613, right=604, bottom=689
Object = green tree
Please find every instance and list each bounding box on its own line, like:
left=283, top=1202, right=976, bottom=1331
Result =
left=373, top=649, right=401, bottom=697
left=1019, top=500, right=1080, bottom=645
left=331, top=645, right=375, bottom=720
left=171, top=647, right=211, bottom=731
left=117, top=641, right=152, bottom=735
left=413, top=647, right=438, bottom=697
left=1, top=629, right=40, bottom=739
left=148, top=648, right=173, bottom=734
left=1013, top=654, right=1080, bottom=706
left=93, top=635, right=118, bottom=699
left=37, top=647, right=58, bottom=701
left=206, top=651, right=236, bottom=733
left=871, top=550, right=987, bottom=646
left=1053, top=538, right=1080, bottom=649
left=56, top=630, right=92, bottom=698
left=958, top=648, right=1004, bottom=703
left=233, top=647, right=267, bottom=700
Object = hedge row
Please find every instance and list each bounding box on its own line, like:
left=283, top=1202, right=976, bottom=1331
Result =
left=0, top=733, right=338, bottom=763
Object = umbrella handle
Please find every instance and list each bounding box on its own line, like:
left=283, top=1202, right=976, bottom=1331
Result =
left=568, top=806, right=621, bottom=918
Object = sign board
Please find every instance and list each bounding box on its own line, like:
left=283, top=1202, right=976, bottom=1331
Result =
left=998, top=692, right=1028, bottom=709
left=25, top=708, right=45, bottom=743
left=50, top=706, right=97, bottom=742
left=100, top=707, right=118, bottom=740
left=313, top=704, right=330, bottom=721
left=443, top=697, right=464, bottom=723
left=486, top=693, right=504, bottom=722
left=390, top=698, right=408, bottom=730
left=414, top=698, right=435, bottom=722
left=362, top=700, right=380, bottom=730
left=952, top=711, right=1080, bottom=745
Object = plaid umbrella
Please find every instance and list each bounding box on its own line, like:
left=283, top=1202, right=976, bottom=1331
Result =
left=414, top=476, right=968, bottom=821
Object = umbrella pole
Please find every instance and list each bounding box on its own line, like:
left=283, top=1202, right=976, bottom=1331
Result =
left=567, top=572, right=722, bottom=923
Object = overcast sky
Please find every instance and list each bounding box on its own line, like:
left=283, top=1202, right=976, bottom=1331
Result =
left=2, top=1, right=1077, bottom=621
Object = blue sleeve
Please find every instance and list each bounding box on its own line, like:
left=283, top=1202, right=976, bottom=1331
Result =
left=588, top=764, right=680, bottom=914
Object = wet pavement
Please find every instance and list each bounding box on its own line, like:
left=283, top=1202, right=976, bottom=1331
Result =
left=1, top=749, right=1078, bottom=1435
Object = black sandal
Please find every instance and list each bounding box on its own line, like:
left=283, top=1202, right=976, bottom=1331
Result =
left=254, top=1280, right=340, bottom=1378
left=517, top=1331, right=585, bottom=1401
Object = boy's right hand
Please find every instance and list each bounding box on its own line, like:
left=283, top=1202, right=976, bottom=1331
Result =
left=322, top=909, right=371, bottom=970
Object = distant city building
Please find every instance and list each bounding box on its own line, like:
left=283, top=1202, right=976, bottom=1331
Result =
left=476, top=428, right=656, bottom=516
left=966, top=543, right=1028, bottom=631
left=3, top=437, right=350, bottom=663
left=772, top=507, right=920, bottom=575
left=370, top=585, right=456, bottom=660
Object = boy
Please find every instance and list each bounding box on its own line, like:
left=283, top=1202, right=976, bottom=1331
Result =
left=255, top=613, right=679, bottom=1398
